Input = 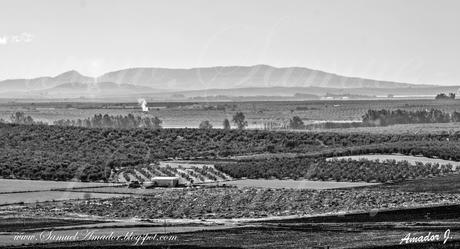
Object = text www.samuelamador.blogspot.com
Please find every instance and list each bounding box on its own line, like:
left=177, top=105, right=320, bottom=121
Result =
left=13, top=230, right=178, bottom=245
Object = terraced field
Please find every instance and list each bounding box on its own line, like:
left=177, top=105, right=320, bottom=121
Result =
left=328, top=154, right=460, bottom=170
left=115, top=161, right=233, bottom=185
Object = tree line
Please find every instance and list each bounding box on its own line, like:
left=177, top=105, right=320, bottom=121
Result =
left=5, top=112, right=47, bottom=125
left=2, top=112, right=163, bottom=129
left=286, top=108, right=460, bottom=130
left=6, top=108, right=460, bottom=131
left=53, top=114, right=162, bottom=129
left=435, top=93, right=456, bottom=100
left=3, top=111, right=249, bottom=131
left=362, top=109, right=460, bottom=126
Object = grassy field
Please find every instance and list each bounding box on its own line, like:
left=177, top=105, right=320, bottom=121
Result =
left=317, top=122, right=460, bottom=134
left=379, top=174, right=460, bottom=194
left=201, top=179, right=379, bottom=189
left=66, top=186, right=175, bottom=195
left=0, top=217, right=105, bottom=232
left=1, top=204, right=460, bottom=248
left=0, top=179, right=127, bottom=205
left=0, top=191, right=130, bottom=205
left=0, top=179, right=121, bottom=193
left=2, top=220, right=459, bottom=249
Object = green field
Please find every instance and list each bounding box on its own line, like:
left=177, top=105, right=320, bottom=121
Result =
left=201, top=179, right=379, bottom=189
left=380, top=174, right=460, bottom=194
left=2, top=99, right=460, bottom=129
left=0, top=191, right=130, bottom=205
left=0, top=179, right=125, bottom=205
left=0, top=179, right=121, bottom=193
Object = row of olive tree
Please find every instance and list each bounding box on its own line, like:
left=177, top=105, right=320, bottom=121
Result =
left=362, top=109, right=460, bottom=126
left=54, top=114, right=162, bottom=129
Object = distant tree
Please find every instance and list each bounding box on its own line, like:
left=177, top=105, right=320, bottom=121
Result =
left=199, top=120, right=213, bottom=129
left=453, top=112, right=460, bottom=122
left=102, top=114, right=113, bottom=127
left=435, top=93, right=447, bottom=100
left=435, top=93, right=456, bottom=100
left=9, top=112, right=39, bottom=125
left=223, top=118, right=231, bottom=130
left=232, top=112, right=248, bottom=130
left=289, top=116, right=305, bottom=129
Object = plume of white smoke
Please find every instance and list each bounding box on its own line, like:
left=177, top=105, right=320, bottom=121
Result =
left=137, top=98, right=149, bottom=112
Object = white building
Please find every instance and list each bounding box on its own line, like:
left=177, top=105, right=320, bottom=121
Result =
left=143, top=176, right=179, bottom=188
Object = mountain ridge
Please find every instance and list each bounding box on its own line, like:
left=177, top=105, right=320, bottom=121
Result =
left=0, top=65, right=432, bottom=92
left=0, top=70, right=95, bottom=92
left=96, top=64, right=424, bottom=90
left=0, top=65, right=454, bottom=99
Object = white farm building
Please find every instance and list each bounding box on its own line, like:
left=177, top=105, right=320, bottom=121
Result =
left=143, top=177, right=179, bottom=188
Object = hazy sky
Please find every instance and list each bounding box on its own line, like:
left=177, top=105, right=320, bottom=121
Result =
left=1, top=0, right=459, bottom=85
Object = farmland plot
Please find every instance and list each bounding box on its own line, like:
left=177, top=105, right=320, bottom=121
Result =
left=0, top=191, right=129, bottom=205
left=0, top=179, right=126, bottom=205
left=0, top=179, right=121, bottom=193
left=116, top=161, right=233, bottom=185
left=328, top=154, right=460, bottom=170
left=201, top=179, right=379, bottom=189
left=67, top=186, right=177, bottom=195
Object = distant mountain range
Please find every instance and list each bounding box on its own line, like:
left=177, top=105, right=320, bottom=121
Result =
left=0, top=70, right=94, bottom=92
left=96, top=64, right=420, bottom=90
left=0, top=65, right=457, bottom=100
